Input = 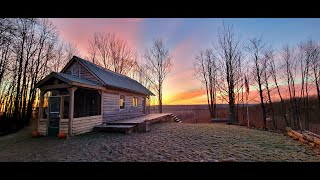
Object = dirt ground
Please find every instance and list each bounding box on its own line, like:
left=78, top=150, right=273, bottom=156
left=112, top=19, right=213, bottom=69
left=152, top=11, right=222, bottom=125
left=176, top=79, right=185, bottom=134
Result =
left=0, top=123, right=319, bottom=162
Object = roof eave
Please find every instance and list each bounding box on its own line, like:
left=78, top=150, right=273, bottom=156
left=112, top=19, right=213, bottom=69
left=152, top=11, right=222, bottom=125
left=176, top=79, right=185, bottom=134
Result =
left=104, top=84, right=153, bottom=96
left=36, top=72, right=72, bottom=89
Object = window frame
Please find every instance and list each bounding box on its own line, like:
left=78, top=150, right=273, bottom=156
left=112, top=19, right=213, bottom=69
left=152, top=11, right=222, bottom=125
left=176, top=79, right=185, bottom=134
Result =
left=133, top=96, right=138, bottom=107
left=120, top=94, right=125, bottom=110
left=71, top=64, right=81, bottom=78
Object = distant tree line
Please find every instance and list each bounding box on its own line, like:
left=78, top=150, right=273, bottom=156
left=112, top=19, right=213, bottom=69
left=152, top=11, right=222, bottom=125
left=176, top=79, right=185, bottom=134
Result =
left=194, top=23, right=320, bottom=131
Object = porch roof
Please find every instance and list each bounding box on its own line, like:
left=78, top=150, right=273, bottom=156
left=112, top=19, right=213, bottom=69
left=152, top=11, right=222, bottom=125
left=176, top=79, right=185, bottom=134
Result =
left=36, top=72, right=103, bottom=89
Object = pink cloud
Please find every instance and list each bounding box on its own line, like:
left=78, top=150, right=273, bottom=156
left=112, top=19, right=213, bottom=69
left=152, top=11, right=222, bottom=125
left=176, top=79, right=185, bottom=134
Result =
left=163, top=36, right=202, bottom=96
left=51, top=18, right=145, bottom=57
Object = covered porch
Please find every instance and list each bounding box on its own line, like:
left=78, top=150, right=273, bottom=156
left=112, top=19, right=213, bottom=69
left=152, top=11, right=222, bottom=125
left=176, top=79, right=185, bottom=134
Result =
left=36, top=72, right=104, bottom=137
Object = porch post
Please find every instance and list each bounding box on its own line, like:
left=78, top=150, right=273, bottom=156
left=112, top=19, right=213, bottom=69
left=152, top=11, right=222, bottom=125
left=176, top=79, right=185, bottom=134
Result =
left=37, top=90, right=45, bottom=132
left=99, top=90, right=103, bottom=120
left=68, top=87, right=77, bottom=136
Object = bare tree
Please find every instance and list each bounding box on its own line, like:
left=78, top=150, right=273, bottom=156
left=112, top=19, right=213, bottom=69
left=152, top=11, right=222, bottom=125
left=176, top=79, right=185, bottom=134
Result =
left=215, top=24, right=242, bottom=124
left=91, top=32, right=111, bottom=68
left=87, top=32, right=137, bottom=75
left=12, top=18, right=38, bottom=128
left=51, top=42, right=64, bottom=72
left=246, top=37, right=268, bottom=130
left=0, top=19, right=14, bottom=85
left=144, top=38, right=172, bottom=113
left=50, top=41, right=78, bottom=73
left=131, top=57, right=151, bottom=89
left=194, top=49, right=218, bottom=118
left=263, top=49, right=277, bottom=129
left=297, top=39, right=317, bottom=130
left=282, top=44, right=300, bottom=129
left=25, top=19, right=59, bottom=124
left=310, top=42, right=320, bottom=108
left=64, top=42, right=79, bottom=61
left=269, top=49, right=289, bottom=127
left=88, top=37, right=98, bottom=64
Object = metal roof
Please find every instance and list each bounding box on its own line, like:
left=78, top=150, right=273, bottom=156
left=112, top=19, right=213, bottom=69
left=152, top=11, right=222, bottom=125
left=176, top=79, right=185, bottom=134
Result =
left=74, top=56, right=154, bottom=96
left=57, top=72, right=101, bottom=87
left=36, top=72, right=101, bottom=88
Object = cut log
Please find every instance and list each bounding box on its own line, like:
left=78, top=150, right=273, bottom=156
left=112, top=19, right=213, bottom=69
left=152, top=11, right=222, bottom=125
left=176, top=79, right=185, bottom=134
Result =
left=286, top=127, right=303, bottom=139
left=303, top=132, right=315, bottom=142
left=304, top=130, right=320, bottom=138
left=302, top=130, right=320, bottom=145
left=286, top=127, right=320, bottom=146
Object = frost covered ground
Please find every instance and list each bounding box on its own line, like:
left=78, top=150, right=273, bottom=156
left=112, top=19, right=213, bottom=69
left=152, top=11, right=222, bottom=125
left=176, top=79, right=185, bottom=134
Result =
left=0, top=123, right=319, bottom=162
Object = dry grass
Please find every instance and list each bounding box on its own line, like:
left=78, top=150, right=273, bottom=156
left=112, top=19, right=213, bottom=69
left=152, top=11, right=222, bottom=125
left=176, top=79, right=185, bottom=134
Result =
left=1, top=123, right=320, bottom=162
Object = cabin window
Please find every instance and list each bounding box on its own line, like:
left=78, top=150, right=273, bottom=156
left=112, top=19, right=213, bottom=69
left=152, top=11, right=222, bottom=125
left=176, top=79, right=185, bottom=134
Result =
left=71, top=64, right=81, bottom=78
left=120, top=95, right=125, bottom=109
left=133, top=97, right=138, bottom=107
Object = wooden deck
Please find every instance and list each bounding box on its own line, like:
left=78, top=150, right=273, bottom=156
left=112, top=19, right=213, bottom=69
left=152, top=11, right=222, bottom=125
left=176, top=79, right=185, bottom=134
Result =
left=94, top=125, right=135, bottom=134
left=107, top=113, right=174, bottom=125
left=94, top=113, right=175, bottom=134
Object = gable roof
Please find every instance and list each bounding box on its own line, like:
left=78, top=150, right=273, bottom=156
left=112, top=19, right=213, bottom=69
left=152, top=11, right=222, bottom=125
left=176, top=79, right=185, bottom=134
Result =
left=36, top=72, right=101, bottom=88
left=62, top=56, right=154, bottom=96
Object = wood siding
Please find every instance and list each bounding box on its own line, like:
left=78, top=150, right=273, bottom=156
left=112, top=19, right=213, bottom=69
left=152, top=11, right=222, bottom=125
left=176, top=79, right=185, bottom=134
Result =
left=60, top=119, right=69, bottom=133
left=38, top=119, right=47, bottom=136
left=102, top=90, right=146, bottom=123
left=64, top=61, right=102, bottom=85
left=72, top=115, right=103, bottom=135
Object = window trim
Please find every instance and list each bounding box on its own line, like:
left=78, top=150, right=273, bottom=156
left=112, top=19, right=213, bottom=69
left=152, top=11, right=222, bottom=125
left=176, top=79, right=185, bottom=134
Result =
left=71, top=64, right=81, bottom=78
left=133, top=96, right=138, bottom=107
left=120, top=94, right=125, bottom=110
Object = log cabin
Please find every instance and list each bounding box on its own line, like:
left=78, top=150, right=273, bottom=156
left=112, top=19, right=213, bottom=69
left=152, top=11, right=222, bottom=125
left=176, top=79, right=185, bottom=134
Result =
left=35, top=56, right=154, bottom=137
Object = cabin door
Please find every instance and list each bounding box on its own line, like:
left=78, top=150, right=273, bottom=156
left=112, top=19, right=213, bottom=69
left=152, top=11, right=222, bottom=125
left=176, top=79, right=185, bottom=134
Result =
left=48, top=96, right=61, bottom=137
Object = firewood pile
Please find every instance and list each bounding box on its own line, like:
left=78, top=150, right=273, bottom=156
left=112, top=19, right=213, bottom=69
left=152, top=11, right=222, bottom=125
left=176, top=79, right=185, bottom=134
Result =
left=286, top=127, right=320, bottom=148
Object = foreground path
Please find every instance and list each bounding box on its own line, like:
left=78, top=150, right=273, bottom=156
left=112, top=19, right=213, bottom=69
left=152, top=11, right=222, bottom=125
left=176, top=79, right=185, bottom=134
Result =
left=0, top=123, right=319, bottom=162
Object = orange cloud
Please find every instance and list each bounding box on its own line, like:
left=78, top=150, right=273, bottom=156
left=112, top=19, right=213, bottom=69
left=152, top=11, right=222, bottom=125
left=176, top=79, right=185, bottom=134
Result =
left=164, top=89, right=207, bottom=105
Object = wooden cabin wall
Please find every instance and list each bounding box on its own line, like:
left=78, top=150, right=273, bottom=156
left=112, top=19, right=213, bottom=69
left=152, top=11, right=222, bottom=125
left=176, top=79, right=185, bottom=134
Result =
left=102, top=90, right=146, bottom=123
left=38, top=119, right=47, bottom=136
left=72, top=115, right=103, bottom=135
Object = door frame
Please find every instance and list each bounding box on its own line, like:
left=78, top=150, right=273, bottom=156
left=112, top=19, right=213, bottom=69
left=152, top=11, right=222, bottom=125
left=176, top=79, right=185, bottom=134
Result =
left=47, top=96, right=61, bottom=137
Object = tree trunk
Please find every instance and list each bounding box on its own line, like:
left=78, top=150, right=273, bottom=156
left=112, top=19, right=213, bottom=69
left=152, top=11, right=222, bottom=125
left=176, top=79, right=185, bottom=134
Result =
left=316, top=78, right=320, bottom=109
left=257, top=80, right=267, bottom=130
left=274, top=81, right=289, bottom=127
left=228, top=87, right=236, bottom=124
left=266, top=83, right=276, bottom=130
left=158, top=86, right=162, bottom=113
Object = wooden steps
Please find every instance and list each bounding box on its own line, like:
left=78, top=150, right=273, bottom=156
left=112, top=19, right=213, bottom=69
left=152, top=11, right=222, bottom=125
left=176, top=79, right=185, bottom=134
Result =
left=169, top=114, right=181, bottom=123
left=94, top=124, right=135, bottom=134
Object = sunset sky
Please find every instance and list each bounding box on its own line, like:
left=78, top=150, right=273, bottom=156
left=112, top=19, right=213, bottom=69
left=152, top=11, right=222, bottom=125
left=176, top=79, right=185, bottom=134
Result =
left=51, top=18, right=320, bottom=105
